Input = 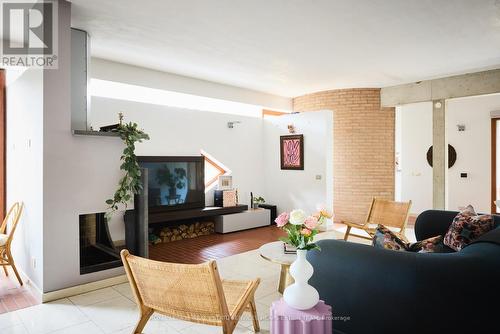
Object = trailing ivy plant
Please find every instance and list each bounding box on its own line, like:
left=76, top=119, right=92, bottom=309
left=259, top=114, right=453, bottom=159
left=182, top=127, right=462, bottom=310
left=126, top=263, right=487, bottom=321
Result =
left=105, top=122, right=150, bottom=219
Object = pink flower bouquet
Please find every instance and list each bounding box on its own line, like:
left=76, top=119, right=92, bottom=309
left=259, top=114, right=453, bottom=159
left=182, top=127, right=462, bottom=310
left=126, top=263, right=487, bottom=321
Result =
left=275, top=208, right=333, bottom=251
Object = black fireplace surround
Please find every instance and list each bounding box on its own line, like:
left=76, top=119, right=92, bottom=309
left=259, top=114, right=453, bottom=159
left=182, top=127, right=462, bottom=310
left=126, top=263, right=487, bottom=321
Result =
left=79, top=212, right=121, bottom=274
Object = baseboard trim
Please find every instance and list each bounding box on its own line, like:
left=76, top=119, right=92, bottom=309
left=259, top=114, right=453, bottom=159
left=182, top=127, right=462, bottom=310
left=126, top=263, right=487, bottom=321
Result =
left=15, top=267, right=44, bottom=304
left=42, top=274, right=128, bottom=303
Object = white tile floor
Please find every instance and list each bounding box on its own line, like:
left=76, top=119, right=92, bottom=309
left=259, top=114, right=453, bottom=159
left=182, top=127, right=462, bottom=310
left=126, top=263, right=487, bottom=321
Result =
left=1, top=229, right=412, bottom=334
left=1, top=248, right=284, bottom=334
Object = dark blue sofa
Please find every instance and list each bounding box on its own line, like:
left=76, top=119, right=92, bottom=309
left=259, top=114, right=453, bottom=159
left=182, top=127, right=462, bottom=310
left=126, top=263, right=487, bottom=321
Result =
left=307, top=210, right=500, bottom=334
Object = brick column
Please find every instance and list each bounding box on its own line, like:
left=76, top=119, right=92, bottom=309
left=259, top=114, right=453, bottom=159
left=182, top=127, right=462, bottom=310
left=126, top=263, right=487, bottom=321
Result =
left=293, top=89, right=395, bottom=224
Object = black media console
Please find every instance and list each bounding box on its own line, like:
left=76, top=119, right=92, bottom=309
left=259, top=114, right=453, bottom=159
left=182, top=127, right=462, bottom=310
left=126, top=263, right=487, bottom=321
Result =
left=124, top=203, right=248, bottom=257
left=123, top=167, right=250, bottom=258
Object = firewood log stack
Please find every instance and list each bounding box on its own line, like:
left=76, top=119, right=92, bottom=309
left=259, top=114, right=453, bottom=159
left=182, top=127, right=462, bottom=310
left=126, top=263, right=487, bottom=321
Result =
left=156, top=221, right=215, bottom=243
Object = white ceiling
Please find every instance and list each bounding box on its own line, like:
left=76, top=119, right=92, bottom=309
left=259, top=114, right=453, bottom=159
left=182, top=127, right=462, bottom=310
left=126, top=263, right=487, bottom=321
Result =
left=71, top=0, right=500, bottom=97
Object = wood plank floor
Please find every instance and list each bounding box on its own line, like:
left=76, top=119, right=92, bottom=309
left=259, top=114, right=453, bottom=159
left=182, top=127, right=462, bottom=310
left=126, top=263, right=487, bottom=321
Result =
left=0, top=268, right=39, bottom=314
left=149, top=225, right=286, bottom=264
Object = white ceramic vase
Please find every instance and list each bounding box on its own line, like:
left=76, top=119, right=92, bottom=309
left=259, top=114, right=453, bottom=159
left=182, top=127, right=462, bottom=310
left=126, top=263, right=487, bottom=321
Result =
left=283, top=249, right=320, bottom=310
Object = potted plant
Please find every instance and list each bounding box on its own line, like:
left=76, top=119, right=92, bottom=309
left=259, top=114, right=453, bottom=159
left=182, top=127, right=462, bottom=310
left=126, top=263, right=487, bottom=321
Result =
left=252, top=196, right=265, bottom=209
left=105, top=122, right=150, bottom=219
left=275, top=208, right=332, bottom=310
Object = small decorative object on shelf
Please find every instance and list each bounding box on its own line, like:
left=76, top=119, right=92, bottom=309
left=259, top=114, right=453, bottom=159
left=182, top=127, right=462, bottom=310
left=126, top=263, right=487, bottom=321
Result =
left=252, top=196, right=265, bottom=209
left=283, top=243, right=297, bottom=254
left=99, top=112, right=124, bottom=132
left=275, top=207, right=332, bottom=310
left=99, top=123, right=120, bottom=132
left=214, top=189, right=238, bottom=207
left=217, top=175, right=233, bottom=190
left=222, top=189, right=238, bottom=207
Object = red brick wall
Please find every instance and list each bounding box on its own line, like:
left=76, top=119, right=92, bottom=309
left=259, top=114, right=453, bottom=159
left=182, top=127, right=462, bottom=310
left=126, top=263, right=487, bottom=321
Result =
left=293, top=89, right=395, bottom=224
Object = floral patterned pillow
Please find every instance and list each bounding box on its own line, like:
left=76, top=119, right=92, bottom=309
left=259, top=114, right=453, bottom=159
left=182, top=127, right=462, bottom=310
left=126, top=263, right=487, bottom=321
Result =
left=408, top=235, right=453, bottom=253
left=443, top=205, right=495, bottom=251
left=373, top=225, right=452, bottom=253
left=372, top=224, right=408, bottom=251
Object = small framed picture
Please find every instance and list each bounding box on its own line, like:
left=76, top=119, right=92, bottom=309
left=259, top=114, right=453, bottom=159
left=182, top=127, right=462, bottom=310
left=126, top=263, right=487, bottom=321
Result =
left=222, top=189, right=238, bottom=207
left=280, top=135, right=304, bottom=170
left=218, top=175, right=233, bottom=190
left=283, top=243, right=297, bottom=254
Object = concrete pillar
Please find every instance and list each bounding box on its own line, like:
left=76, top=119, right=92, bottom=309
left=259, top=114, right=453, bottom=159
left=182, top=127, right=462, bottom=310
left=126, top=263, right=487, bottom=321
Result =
left=433, top=100, right=446, bottom=209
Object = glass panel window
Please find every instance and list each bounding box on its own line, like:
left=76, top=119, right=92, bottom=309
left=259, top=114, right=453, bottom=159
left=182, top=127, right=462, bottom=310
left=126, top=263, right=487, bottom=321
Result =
left=203, top=154, right=227, bottom=187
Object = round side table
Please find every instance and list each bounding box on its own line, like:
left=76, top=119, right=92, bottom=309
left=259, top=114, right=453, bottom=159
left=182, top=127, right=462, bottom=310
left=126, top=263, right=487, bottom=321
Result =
left=259, top=241, right=296, bottom=293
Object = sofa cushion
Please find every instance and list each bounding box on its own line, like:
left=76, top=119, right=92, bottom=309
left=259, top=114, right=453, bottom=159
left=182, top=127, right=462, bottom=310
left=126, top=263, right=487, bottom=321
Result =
left=469, top=225, right=500, bottom=246
left=408, top=235, right=454, bottom=253
left=444, top=205, right=495, bottom=251
left=372, top=225, right=408, bottom=251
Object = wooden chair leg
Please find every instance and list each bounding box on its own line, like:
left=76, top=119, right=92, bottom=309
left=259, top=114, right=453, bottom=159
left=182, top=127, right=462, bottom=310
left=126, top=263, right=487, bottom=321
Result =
left=7, top=251, right=23, bottom=286
left=10, top=263, right=23, bottom=286
left=133, top=307, right=153, bottom=334
left=248, top=299, right=260, bottom=332
left=222, top=322, right=234, bottom=334
left=2, top=265, right=8, bottom=276
left=343, top=226, right=351, bottom=241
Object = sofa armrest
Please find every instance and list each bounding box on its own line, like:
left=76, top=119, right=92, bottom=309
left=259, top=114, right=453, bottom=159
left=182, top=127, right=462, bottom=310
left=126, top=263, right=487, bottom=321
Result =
left=414, top=210, right=458, bottom=240
left=414, top=243, right=500, bottom=333
left=307, top=239, right=418, bottom=333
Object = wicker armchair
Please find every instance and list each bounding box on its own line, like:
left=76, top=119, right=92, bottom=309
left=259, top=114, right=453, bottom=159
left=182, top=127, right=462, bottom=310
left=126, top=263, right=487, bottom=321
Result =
left=120, top=250, right=260, bottom=334
left=0, top=202, right=24, bottom=286
left=342, top=198, right=412, bottom=242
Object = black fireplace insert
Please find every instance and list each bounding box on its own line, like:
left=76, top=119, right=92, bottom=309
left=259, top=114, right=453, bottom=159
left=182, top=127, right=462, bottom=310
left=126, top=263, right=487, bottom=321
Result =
left=79, top=212, right=122, bottom=274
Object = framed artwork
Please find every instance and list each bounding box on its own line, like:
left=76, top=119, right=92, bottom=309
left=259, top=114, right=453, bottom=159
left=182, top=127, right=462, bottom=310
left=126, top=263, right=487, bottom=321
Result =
left=217, top=175, right=233, bottom=190
left=280, top=135, right=304, bottom=170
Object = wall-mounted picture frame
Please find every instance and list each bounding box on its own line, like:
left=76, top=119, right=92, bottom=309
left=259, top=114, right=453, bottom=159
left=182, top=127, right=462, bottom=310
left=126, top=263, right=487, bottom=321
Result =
left=280, top=134, right=304, bottom=170
left=217, top=175, right=233, bottom=190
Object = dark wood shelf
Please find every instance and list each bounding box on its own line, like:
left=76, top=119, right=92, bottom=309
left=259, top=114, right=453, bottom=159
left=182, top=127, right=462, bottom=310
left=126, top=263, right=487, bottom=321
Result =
left=72, top=130, right=120, bottom=137
left=148, top=205, right=248, bottom=224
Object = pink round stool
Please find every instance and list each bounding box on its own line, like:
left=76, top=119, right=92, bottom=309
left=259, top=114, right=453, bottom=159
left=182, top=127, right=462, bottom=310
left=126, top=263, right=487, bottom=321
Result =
left=270, top=298, right=332, bottom=334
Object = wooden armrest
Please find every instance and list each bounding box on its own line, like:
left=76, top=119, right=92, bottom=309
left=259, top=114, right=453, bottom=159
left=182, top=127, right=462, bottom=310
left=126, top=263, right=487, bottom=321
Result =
left=342, top=220, right=366, bottom=228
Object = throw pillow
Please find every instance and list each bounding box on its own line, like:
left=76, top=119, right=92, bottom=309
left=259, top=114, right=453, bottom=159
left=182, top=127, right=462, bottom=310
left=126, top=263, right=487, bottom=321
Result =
left=408, top=235, right=453, bottom=253
left=372, top=224, right=408, bottom=251
left=373, top=225, right=453, bottom=253
left=443, top=205, right=495, bottom=251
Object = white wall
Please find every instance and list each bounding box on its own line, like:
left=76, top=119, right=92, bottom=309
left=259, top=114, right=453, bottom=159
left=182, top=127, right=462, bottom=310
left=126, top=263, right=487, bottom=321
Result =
left=446, top=94, right=500, bottom=213
left=8, top=1, right=325, bottom=293
left=396, top=95, right=500, bottom=215
left=263, top=111, right=333, bottom=215
left=395, top=102, right=433, bottom=214
left=90, top=97, right=266, bottom=208
left=90, top=97, right=267, bottom=240
left=38, top=0, right=268, bottom=292
left=41, top=0, right=126, bottom=292
left=6, top=67, right=44, bottom=291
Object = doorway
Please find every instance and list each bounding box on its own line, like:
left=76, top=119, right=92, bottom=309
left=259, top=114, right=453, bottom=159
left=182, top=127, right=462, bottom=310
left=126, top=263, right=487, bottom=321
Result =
left=491, top=118, right=500, bottom=213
